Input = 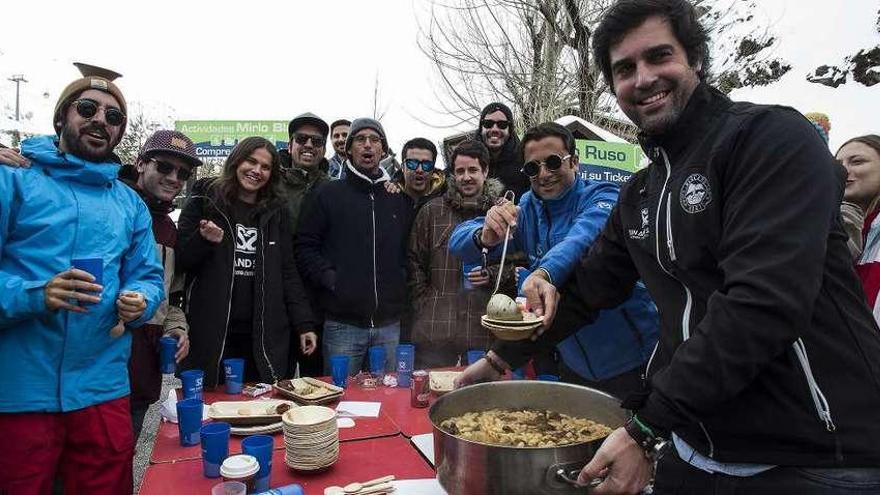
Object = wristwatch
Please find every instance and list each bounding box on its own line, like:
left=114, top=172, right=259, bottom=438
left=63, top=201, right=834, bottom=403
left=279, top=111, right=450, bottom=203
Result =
left=624, top=414, right=667, bottom=457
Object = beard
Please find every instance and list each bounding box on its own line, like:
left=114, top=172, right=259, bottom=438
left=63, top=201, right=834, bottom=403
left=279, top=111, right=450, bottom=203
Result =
left=60, top=122, right=116, bottom=163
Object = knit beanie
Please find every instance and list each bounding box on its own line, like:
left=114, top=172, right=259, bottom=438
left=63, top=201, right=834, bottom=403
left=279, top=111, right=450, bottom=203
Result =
left=53, top=62, right=127, bottom=139
left=805, top=112, right=831, bottom=144
left=345, top=118, right=388, bottom=152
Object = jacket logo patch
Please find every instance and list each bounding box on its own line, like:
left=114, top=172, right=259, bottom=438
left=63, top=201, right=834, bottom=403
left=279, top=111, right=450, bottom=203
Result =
left=628, top=207, right=650, bottom=240
left=235, top=225, right=258, bottom=253
left=680, top=173, right=711, bottom=214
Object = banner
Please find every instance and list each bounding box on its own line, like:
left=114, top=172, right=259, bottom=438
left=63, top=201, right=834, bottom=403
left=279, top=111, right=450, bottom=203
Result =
left=175, top=120, right=288, bottom=158
left=575, top=139, right=643, bottom=185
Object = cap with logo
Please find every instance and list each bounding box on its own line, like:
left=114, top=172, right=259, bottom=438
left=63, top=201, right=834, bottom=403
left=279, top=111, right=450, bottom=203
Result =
left=138, top=130, right=202, bottom=168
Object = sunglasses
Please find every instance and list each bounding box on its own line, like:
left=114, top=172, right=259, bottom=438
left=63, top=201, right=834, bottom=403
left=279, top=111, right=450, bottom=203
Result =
left=522, top=154, right=571, bottom=178
left=72, top=98, right=126, bottom=127
left=404, top=159, right=435, bottom=172
left=481, top=119, right=510, bottom=130
left=151, top=158, right=193, bottom=181
left=293, top=133, right=326, bottom=147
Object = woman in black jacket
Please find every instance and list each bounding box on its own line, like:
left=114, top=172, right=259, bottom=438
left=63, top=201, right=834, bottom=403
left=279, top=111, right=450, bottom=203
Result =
left=177, top=137, right=316, bottom=387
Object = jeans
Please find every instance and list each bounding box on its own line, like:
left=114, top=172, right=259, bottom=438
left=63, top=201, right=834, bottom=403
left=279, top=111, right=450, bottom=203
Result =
left=322, top=320, right=400, bottom=375
left=654, top=445, right=880, bottom=494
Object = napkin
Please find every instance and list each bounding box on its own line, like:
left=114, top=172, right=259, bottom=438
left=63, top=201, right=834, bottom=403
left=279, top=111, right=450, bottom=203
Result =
left=335, top=401, right=381, bottom=418
left=158, top=389, right=210, bottom=423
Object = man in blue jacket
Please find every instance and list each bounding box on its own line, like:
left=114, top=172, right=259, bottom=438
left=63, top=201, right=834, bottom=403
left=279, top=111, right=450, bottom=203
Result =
left=450, top=122, right=658, bottom=397
left=0, top=66, right=164, bottom=495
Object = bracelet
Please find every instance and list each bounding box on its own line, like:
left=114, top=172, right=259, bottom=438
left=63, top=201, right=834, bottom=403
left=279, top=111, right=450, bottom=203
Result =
left=624, top=414, right=665, bottom=456
left=484, top=353, right=507, bottom=375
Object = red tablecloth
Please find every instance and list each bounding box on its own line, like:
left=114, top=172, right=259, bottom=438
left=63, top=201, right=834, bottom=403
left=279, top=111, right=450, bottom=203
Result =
left=151, top=389, right=400, bottom=464
left=140, top=435, right=434, bottom=495
left=338, top=384, right=436, bottom=438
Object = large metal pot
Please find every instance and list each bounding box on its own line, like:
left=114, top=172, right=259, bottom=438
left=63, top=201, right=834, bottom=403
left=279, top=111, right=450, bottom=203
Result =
left=429, top=381, right=626, bottom=495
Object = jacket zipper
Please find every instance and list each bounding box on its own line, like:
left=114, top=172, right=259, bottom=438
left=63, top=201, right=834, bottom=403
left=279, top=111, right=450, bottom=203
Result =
left=792, top=339, right=836, bottom=432
left=257, top=225, right=276, bottom=381
left=654, top=147, right=707, bottom=452
left=370, top=192, right=378, bottom=328
left=215, top=209, right=236, bottom=386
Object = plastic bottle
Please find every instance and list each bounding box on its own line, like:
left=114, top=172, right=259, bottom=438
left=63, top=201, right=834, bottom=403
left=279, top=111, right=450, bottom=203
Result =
left=251, top=485, right=304, bottom=495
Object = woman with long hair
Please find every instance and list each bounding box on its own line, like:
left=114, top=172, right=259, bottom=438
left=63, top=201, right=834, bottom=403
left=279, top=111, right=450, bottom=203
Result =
left=838, top=134, right=880, bottom=322
left=177, top=137, right=316, bottom=387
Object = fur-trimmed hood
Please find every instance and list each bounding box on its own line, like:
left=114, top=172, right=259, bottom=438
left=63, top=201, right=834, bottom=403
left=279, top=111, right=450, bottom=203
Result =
left=443, top=174, right=504, bottom=212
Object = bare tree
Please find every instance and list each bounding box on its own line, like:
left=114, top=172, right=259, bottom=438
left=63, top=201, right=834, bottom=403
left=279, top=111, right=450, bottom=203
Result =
left=807, top=7, right=879, bottom=88
left=115, top=103, right=174, bottom=165
left=418, top=0, right=790, bottom=135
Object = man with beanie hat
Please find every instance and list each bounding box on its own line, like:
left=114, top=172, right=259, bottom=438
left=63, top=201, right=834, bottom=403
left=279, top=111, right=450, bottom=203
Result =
left=282, top=112, right=332, bottom=232
left=126, top=130, right=200, bottom=440
left=296, top=118, right=414, bottom=375
left=0, top=64, right=164, bottom=495
left=328, top=119, right=351, bottom=180
left=476, top=102, right=530, bottom=202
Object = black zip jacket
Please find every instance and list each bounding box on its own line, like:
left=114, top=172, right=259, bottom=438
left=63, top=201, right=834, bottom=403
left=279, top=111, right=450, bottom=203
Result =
left=177, top=178, right=315, bottom=387
left=295, top=163, right=414, bottom=328
left=495, top=84, right=880, bottom=466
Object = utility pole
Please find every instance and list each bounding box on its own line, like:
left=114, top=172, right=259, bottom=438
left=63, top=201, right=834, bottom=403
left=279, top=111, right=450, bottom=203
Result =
left=8, top=74, right=27, bottom=121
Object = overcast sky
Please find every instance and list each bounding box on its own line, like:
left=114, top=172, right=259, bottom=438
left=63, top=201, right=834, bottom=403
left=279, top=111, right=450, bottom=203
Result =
left=1, top=0, right=877, bottom=156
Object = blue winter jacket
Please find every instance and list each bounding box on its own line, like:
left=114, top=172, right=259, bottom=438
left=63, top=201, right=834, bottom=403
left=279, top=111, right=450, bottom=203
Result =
left=449, top=177, right=659, bottom=381
left=0, top=136, right=164, bottom=413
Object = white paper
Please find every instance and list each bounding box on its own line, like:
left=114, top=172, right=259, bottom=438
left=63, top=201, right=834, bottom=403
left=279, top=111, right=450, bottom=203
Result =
left=159, top=389, right=209, bottom=423
left=337, top=417, right=356, bottom=428
left=335, top=401, right=381, bottom=418
left=410, top=433, right=435, bottom=466
left=392, top=479, right=447, bottom=495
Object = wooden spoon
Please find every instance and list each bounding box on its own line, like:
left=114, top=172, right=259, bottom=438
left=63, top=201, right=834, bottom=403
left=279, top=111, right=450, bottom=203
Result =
left=343, top=475, right=395, bottom=493
left=355, top=483, right=395, bottom=495
left=324, top=487, right=346, bottom=495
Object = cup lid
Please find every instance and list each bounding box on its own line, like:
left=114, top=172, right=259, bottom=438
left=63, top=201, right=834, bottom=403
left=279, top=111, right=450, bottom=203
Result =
left=220, top=454, right=259, bottom=478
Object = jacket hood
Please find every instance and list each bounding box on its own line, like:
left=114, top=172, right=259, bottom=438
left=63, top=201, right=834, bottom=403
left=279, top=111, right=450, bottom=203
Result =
left=21, top=135, right=119, bottom=186
left=444, top=175, right=503, bottom=211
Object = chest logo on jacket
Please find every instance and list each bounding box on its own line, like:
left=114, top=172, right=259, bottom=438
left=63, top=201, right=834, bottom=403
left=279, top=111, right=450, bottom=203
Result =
left=680, top=173, right=712, bottom=214
left=628, top=207, right=651, bottom=240
left=235, top=225, right=258, bottom=254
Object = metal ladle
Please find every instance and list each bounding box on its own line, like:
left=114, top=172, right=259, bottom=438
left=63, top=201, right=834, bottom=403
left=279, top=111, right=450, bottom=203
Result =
left=483, top=190, right=516, bottom=295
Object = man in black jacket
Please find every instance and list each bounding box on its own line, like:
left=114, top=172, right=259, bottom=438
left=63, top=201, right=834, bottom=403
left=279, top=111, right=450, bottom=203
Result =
left=295, top=118, right=414, bottom=375
left=457, top=0, right=880, bottom=493
left=476, top=102, right=530, bottom=202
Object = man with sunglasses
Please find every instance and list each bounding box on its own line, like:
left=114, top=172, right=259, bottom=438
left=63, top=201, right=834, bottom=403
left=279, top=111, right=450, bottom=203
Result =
left=125, top=130, right=200, bottom=441
left=296, top=118, right=414, bottom=376
left=282, top=113, right=332, bottom=232
left=396, top=137, right=446, bottom=210
left=450, top=122, right=659, bottom=398
left=476, top=102, right=530, bottom=202
left=0, top=65, right=164, bottom=495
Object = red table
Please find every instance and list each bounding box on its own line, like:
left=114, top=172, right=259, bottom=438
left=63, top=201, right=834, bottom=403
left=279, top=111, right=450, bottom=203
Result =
left=339, top=384, right=436, bottom=438
left=151, top=389, right=400, bottom=464
left=140, top=435, right=434, bottom=494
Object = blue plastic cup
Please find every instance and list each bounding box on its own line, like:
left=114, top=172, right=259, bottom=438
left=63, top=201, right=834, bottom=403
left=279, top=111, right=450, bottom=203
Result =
left=159, top=336, right=178, bottom=374
left=223, top=358, right=245, bottom=394
left=252, top=484, right=304, bottom=495
left=368, top=345, right=386, bottom=375
left=200, top=422, right=230, bottom=477
left=511, top=367, right=526, bottom=380
left=396, top=344, right=415, bottom=388
left=177, top=398, right=203, bottom=447
left=181, top=369, right=204, bottom=400
left=462, top=261, right=481, bottom=290
left=71, top=258, right=103, bottom=305
left=241, top=434, right=274, bottom=492
left=537, top=374, right=560, bottom=382
left=466, top=349, right=486, bottom=365
left=330, top=355, right=350, bottom=388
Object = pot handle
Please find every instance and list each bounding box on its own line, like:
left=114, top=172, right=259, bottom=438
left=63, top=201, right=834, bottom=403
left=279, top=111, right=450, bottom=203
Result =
left=549, top=463, right=603, bottom=491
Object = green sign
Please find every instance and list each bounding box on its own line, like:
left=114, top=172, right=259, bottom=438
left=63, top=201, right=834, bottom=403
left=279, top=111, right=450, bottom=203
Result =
left=175, top=120, right=289, bottom=158
left=575, top=139, right=643, bottom=185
